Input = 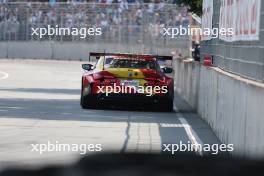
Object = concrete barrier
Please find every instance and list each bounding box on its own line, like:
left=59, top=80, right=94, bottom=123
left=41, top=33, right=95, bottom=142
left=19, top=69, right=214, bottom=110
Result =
left=174, top=58, right=264, bottom=158
left=199, top=66, right=264, bottom=157
left=7, top=41, right=52, bottom=59
left=0, top=41, right=189, bottom=60
left=0, top=42, right=7, bottom=58
left=174, top=58, right=200, bottom=110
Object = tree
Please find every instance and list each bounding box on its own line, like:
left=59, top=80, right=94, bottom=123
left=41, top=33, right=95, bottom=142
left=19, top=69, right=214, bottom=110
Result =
left=176, top=0, right=203, bottom=16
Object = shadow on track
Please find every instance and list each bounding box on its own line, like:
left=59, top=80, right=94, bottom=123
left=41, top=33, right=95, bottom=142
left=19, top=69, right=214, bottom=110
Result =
left=0, top=87, right=221, bottom=151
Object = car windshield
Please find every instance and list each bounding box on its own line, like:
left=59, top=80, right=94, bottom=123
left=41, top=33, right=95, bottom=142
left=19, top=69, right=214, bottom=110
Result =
left=104, top=58, right=157, bottom=69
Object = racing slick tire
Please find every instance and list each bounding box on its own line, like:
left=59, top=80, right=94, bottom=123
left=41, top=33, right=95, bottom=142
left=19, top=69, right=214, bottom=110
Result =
left=161, top=98, right=174, bottom=112
left=159, top=87, right=174, bottom=112
left=80, top=84, right=98, bottom=109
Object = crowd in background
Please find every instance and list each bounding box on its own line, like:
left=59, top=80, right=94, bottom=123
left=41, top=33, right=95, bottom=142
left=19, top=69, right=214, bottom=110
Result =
left=0, top=1, right=189, bottom=41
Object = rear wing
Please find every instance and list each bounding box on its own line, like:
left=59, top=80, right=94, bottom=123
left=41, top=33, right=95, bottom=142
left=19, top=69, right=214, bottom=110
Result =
left=89, top=52, right=173, bottom=61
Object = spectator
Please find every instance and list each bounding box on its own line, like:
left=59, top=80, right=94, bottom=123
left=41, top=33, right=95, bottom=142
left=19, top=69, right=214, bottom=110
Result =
left=192, top=41, right=200, bottom=62
left=0, top=1, right=190, bottom=41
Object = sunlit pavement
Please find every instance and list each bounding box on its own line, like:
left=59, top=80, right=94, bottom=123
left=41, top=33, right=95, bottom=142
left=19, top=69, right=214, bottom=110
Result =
left=0, top=59, right=221, bottom=170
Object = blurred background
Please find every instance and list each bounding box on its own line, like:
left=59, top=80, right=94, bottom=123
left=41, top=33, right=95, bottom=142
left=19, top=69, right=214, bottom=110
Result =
left=0, top=0, right=200, bottom=57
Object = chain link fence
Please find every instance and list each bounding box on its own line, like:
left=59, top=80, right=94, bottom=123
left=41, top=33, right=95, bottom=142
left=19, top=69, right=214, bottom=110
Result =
left=0, top=2, right=191, bottom=56
left=201, top=0, right=264, bottom=82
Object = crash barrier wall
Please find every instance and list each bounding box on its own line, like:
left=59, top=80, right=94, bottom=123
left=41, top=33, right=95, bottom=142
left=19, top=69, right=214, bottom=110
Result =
left=0, top=41, right=189, bottom=60
left=174, top=58, right=264, bottom=158
left=173, top=58, right=200, bottom=109
left=0, top=2, right=192, bottom=57
left=201, top=0, right=264, bottom=82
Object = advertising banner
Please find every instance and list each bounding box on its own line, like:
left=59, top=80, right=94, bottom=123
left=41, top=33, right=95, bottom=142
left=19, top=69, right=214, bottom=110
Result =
left=201, top=0, right=214, bottom=41
left=219, top=0, right=261, bottom=42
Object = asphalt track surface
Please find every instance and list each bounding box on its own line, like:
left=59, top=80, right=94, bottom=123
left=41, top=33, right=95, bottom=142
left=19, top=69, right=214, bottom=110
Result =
left=0, top=59, right=221, bottom=170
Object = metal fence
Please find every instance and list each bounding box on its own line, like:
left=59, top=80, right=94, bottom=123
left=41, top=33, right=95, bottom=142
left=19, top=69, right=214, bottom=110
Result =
left=0, top=2, right=191, bottom=56
left=201, top=0, right=264, bottom=82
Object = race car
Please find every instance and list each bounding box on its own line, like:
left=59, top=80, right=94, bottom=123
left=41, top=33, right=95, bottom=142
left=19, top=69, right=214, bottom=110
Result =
left=80, top=52, right=174, bottom=111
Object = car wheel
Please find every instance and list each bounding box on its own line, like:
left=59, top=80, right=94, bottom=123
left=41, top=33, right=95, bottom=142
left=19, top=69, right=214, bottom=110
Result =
left=80, top=84, right=97, bottom=109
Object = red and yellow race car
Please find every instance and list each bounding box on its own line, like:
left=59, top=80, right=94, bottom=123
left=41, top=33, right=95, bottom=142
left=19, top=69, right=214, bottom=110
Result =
left=80, top=53, right=174, bottom=111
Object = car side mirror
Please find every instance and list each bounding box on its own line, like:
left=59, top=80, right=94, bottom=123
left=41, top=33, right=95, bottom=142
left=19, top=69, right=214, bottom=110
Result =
left=82, top=64, right=93, bottom=71
left=163, top=67, right=173, bottom=74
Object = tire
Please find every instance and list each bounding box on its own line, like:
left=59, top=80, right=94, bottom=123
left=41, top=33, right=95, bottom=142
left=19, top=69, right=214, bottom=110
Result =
left=160, top=86, right=174, bottom=112
left=160, top=98, right=174, bottom=112
left=80, top=84, right=97, bottom=109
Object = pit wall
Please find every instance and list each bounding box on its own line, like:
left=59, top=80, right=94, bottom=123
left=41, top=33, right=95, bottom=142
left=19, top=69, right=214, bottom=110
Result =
left=173, top=58, right=264, bottom=158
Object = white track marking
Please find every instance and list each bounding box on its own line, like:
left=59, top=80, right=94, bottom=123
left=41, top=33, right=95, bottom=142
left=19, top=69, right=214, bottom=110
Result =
left=175, top=107, right=204, bottom=156
left=0, top=71, right=9, bottom=80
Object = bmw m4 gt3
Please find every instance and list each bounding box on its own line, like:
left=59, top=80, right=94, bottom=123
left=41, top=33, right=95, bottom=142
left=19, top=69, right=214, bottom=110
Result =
left=80, top=53, right=174, bottom=111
